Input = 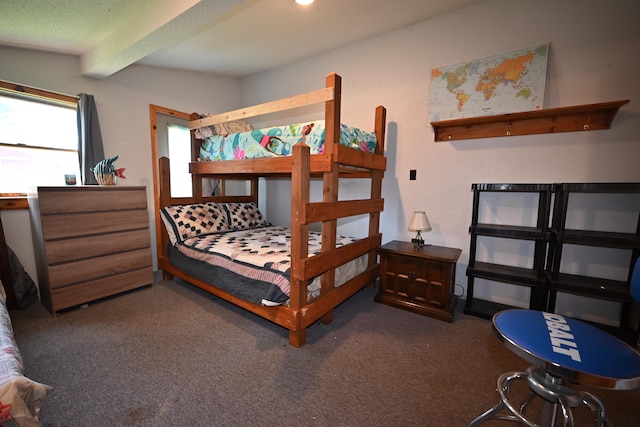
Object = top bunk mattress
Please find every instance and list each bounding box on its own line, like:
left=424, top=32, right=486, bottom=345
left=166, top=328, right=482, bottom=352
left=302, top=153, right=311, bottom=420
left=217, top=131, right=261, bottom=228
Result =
left=197, top=120, right=377, bottom=161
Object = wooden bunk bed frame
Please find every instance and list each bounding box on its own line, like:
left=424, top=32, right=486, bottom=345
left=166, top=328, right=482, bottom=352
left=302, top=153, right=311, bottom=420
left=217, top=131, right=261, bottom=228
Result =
left=155, top=73, right=386, bottom=347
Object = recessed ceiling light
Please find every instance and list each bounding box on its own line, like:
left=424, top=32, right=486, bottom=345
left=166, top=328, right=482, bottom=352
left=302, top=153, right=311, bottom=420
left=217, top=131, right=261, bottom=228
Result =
left=295, top=0, right=314, bottom=5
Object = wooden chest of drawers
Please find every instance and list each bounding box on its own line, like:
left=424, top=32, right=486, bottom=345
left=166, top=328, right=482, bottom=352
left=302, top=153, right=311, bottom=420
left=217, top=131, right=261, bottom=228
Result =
left=29, top=186, right=153, bottom=315
left=375, top=240, right=462, bottom=322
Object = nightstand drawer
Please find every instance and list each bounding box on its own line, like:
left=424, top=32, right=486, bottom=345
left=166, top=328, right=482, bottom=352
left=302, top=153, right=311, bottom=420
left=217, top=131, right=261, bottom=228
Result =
left=381, top=256, right=447, bottom=306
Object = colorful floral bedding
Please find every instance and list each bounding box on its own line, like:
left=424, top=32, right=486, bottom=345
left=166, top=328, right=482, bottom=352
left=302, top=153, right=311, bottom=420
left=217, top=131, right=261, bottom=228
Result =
left=198, top=120, right=377, bottom=161
left=0, top=280, right=51, bottom=426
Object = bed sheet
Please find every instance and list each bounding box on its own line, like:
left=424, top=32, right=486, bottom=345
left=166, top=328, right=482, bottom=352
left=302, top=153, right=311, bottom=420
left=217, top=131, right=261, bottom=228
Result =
left=198, top=120, right=377, bottom=161
left=174, top=226, right=366, bottom=305
left=0, top=280, right=51, bottom=426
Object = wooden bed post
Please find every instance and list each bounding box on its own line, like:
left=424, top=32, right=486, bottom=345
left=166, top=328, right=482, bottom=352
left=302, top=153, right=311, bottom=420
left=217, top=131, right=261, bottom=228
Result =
left=189, top=113, right=205, bottom=202
left=318, top=73, right=342, bottom=324
left=369, top=105, right=387, bottom=269
left=290, top=141, right=311, bottom=347
left=158, top=157, right=173, bottom=280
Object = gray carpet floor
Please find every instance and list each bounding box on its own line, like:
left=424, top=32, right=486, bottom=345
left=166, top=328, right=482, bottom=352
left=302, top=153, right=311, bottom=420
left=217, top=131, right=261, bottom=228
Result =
left=9, top=279, right=640, bottom=426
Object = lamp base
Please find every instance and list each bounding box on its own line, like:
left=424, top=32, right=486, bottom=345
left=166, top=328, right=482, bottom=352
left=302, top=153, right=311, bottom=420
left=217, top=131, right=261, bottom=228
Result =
left=411, top=238, right=431, bottom=248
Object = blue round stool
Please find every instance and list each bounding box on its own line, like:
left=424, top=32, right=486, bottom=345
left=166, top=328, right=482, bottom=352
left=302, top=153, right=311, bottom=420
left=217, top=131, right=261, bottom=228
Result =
left=468, top=309, right=640, bottom=426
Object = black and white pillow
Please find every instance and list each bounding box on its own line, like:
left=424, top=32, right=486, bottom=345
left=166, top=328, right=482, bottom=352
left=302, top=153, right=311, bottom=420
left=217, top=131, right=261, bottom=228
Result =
left=223, top=202, right=269, bottom=231
left=160, top=203, right=229, bottom=245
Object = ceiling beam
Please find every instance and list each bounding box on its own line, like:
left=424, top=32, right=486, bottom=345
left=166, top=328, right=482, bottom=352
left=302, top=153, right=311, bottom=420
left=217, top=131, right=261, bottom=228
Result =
left=81, top=0, right=247, bottom=79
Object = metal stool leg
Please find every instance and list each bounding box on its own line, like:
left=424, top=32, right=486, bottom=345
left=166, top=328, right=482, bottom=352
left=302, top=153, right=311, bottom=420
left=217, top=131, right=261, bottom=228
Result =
left=519, top=390, right=538, bottom=420
left=580, top=392, right=608, bottom=426
left=468, top=367, right=609, bottom=427
left=469, top=371, right=538, bottom=427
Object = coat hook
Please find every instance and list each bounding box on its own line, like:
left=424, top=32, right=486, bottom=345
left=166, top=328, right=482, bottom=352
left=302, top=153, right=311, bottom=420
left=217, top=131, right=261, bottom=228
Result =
left=506, top=123, right=512, bottom=136
left=583, top=117, right=591, bottom=131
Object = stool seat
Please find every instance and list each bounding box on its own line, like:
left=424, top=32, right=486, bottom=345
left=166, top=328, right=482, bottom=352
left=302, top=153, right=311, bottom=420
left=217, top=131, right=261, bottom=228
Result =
left=494, top=309, right=640, bottom=390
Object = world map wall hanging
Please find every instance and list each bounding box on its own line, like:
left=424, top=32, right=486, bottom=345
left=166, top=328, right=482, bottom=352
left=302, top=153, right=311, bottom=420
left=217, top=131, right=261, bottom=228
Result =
left=428, top=43, right=549, bottom=123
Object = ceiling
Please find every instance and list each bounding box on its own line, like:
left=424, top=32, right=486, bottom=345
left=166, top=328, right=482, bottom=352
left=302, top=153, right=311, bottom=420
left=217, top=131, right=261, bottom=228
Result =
left=0, top=0, right=483, bottom=79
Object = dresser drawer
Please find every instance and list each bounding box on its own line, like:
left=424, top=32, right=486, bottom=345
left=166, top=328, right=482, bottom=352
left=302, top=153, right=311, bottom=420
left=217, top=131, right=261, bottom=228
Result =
left=50, top=268, right=153, bottom=311
left=37, top=188, right=147, bottom=214
left=45, top=228, right=151, bottom=264
left=41, top=209, right=150, bottom=240
left=48, top=248, right=152, bottom=289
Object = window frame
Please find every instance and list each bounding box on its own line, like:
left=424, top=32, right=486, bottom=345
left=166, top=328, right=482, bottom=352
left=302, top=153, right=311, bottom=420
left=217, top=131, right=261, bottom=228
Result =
left=0, top=80, right=78, bottom=210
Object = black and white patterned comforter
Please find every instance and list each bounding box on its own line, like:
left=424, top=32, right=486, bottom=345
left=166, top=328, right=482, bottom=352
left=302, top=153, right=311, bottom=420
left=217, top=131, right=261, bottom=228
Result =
left=174, top=226, right=366, bottom=305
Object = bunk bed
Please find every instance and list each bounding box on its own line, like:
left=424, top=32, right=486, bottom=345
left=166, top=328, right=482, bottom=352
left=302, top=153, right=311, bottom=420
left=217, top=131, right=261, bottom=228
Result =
left=154, top=73, right=387, bottom=347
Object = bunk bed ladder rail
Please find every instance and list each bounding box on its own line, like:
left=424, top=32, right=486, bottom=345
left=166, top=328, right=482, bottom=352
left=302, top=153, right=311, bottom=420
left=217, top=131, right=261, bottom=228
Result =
left=289, top=146, right=384, bottom=346
left=288, top=78, right=386, bottom=346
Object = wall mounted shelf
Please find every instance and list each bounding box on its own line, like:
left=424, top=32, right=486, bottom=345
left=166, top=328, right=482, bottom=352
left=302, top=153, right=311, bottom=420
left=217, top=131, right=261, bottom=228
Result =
left=431, top=99, right=629, bottom=142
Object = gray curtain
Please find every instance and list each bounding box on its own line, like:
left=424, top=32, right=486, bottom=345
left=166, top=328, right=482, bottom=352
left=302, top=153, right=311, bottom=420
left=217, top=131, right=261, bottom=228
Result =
left=0, top=245, right=38, bottom=309
left=77, top=94, right=105, bottom=185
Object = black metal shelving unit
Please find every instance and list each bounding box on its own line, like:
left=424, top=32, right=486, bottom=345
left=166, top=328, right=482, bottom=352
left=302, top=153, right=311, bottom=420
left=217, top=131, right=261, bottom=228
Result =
left=546, top=182, right=640, bottom=345
left=465, top=182, right=640, bottom=345
left=465, top=183, right=553, bottom=319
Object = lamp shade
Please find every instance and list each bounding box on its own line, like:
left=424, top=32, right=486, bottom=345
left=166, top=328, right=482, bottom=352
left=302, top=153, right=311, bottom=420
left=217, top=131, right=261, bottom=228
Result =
left=408, top=211, right=431, bottom=232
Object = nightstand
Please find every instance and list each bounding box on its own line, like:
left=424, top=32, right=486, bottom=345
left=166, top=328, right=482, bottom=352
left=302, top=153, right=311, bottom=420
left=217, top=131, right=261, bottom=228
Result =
left=375, top=240, right=462, bottom=322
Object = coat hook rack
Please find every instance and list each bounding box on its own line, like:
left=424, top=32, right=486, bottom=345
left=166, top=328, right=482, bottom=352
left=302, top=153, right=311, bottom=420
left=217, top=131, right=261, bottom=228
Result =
left=431, top=99, right=629, bottom=142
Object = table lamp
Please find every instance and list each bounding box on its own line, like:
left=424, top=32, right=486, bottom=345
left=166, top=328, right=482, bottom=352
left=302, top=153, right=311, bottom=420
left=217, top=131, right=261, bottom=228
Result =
left=408, top=211, right=431, bottom=247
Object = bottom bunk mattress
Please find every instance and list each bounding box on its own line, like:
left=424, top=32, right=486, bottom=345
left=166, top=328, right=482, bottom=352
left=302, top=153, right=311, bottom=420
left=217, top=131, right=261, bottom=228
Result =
left=169, top=225, right=367, bottom=306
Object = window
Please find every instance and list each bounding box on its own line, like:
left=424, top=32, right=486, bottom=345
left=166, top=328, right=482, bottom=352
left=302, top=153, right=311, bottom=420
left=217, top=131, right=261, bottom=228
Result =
left=167, top=123, right=192, bottom=197
left=0, top=81, right=79, bottom=197
left=152, top=108, right=238, bottom=201
left=165, top=121, right=219, bottom=197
